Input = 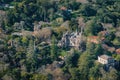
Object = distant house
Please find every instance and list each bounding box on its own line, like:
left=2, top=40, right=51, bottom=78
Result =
left=87, top=36, right=105, bottom=44
left=98, top=55, right=115, bottom=64
left=98, top=54, right=119, bottom=71
left=60, top=6, right=67, bottom=10
left=87, top=36, right=99, bottom=44
left=116, top=49, right=120, bottom=54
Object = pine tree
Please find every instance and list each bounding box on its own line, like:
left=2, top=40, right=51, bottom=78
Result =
left=50, top=35, right=57, bottom=60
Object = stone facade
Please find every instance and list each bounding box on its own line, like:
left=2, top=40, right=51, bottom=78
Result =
left=58, top=31, right=82, bottom=49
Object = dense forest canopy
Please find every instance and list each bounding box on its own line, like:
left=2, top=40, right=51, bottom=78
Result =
left=0, top=0, right=120, bottom=80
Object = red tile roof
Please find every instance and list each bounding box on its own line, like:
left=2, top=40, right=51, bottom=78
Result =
left=88, top=36, right=105, bottom=44
left=87, top=36, right=99, bottom=44
left=89, top=36, right=98, bottom=39
left=60, top=6, right=67, bottom=10
left=116, top=49, right=120, bottom=54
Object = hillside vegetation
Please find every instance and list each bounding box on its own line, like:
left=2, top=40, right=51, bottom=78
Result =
left=0, top=0, right=120, bottom=80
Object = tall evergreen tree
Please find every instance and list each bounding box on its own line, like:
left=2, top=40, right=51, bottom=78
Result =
left=50, top=35, right=58, bottom=60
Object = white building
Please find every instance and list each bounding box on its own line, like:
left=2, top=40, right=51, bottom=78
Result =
left=98, top=55, right=115, bottom=64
